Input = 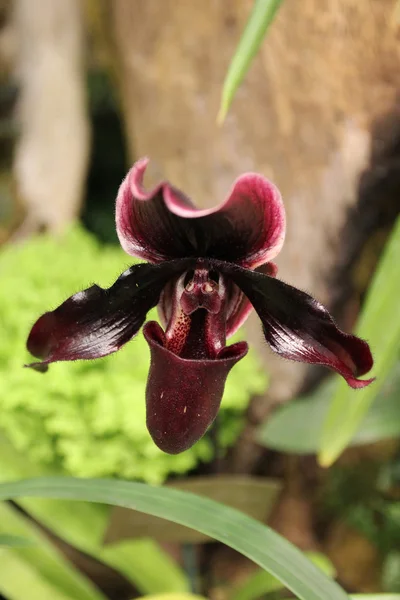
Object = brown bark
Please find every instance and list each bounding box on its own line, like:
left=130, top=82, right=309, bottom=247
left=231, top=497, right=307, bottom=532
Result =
left=108, top=0, right=400, bottom=466
left=12, top=0, right=90, bottom=234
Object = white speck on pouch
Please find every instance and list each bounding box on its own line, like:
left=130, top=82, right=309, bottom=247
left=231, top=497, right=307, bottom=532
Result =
left=183, top=406, right=187, bottom=414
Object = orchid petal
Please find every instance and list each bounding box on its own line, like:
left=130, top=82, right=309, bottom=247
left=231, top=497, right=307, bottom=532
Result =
left=26, top=259, right=194, bottom=369
left=144, top=321, right=248, bottom=454
left=214, top=261, right=374, bottom=388
left=116, top=158, right=285, bottom=267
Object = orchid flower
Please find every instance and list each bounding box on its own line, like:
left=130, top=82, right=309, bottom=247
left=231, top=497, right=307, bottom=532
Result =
left=26, top=158, right=374, bottom=454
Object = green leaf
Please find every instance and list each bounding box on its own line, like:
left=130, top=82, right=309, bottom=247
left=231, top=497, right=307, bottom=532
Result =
left=105, top=475, right=281, bottom=544
left=0, top=534, right=34, bottom=547
left=280, top=596, right=400, bottom=600
left=138, top=596, right=206, bottom=600
left=0, top=435, right=188, bottom=595
left=217, top=0, right=283, bottom=123
left=258, top=362, right=400, bottom=454
left=383, top=550, right=400, bottom=593
left=0, top=551, right=76, bottom=600
left=319, top=216, right=400, bottom=466
left=351, top=596, right=400, bottom=599
left=0, top=502, right=104, bottom=600
left=0, top=477, right=349, bottom=600
left=232, top=551, right=336, bottom=600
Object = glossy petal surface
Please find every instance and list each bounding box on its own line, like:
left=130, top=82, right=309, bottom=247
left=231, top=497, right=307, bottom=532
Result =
left=116, top=158, right=285, bottom=267
left=214, top=261, right=374, bottom=388
left=26, top=259, right=194, bottom=369
left=144, top=321, right=248, bottom=453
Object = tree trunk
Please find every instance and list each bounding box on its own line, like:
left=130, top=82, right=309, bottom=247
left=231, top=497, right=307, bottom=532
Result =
left=13, top=0, right=90, bottom=234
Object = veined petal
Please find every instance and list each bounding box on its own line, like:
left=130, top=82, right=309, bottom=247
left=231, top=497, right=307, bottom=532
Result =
left=214, top=261, right=374, bottom=388
left=144, top=321, right=248, bottom=454
left=26, top=259, right=194, bottom=369
left=116, top=158, right=285, bottom=267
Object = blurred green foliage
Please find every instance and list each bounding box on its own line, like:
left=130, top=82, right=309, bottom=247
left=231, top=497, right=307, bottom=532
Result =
left=0, top=227, right=267, bottom=483
left=322, top=455, right=400, bottom=594
left=324, top=463, right=400, bottom=551
left=319, top=215, right=400, bottom=466
left=257, top=362, right=400, bottom=454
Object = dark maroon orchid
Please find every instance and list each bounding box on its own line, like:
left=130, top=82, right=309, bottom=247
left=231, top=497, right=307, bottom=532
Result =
left=26, top=158, right=374, bottom=454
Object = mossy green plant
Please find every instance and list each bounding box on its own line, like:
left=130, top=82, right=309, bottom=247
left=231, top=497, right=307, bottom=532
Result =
left=0, top=227, right=267, bottom=483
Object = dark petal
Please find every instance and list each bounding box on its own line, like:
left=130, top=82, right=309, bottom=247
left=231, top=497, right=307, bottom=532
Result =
left=26, top=259, right=194, bottom=368
left=143, top=321, right=248, bottom=454
left=213, top=261, right=374, bottom=388
left=116, top=158, right=285, bottom=267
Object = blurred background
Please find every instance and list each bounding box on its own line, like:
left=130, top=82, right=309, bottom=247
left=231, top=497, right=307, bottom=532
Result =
left=0, top=1, right=400, bottom=599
